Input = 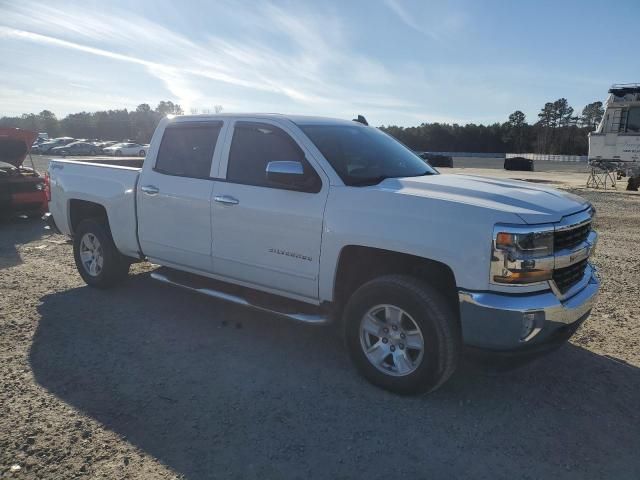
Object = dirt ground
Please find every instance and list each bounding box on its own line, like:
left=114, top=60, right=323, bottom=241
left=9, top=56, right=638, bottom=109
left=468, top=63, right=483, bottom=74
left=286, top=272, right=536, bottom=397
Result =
left=1, top=184, right=639, bottom=479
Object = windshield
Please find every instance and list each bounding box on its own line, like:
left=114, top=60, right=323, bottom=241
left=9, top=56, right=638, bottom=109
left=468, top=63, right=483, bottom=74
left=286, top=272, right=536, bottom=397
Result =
left=300, top=124, right=436, bottom=186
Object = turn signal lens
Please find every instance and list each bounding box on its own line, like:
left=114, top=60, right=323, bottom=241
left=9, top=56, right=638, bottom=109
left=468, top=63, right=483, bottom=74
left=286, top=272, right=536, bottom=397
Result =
left=493, top=269, right=552, bottom=284
left=495, top=232, right=513, bottom=248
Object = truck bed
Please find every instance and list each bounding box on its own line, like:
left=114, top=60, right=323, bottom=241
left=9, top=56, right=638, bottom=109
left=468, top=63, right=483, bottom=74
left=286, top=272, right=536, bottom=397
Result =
left=71, top=158, right=145, bottom=169
left=48, top=159, right=142, bottom=258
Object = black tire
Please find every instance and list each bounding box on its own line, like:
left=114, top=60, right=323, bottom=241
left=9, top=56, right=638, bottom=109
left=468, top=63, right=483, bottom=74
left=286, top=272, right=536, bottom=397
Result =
left=627, top=176, right=640, bottom=191
left=139, top=149, right=146, bottom=157
left=73, top=218, right=130, bottom=288
left=504, top=157, right=534, bottom=171
left=344, top=275, right=460, bottom=395
left=115, top=150, right=122, bottom=157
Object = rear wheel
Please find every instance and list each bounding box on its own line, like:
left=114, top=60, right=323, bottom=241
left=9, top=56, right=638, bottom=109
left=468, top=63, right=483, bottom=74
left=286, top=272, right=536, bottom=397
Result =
left=344, top=275, right=460, bottom=395
left=73, top=218, right=130, bottom=288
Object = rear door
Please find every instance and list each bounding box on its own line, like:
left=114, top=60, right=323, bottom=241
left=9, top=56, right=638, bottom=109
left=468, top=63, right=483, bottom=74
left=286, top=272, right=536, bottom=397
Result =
left=211, top=119, right=328, bottom=300
left=137, top=121, right=225, bottom=271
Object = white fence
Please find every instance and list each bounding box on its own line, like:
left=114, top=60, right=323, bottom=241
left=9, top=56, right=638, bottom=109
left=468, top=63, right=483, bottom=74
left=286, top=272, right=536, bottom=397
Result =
left=421, top=152, right=589, bottom=162
left=505, top=153, right=588, bottom=163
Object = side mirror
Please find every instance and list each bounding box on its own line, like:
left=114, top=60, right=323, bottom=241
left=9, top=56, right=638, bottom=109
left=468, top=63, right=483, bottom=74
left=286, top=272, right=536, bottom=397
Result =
left=266, top=161, right=305, bottom=186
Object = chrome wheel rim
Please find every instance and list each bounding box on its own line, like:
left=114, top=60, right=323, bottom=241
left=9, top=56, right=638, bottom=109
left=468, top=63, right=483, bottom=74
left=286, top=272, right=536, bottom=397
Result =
left=79, top=233, right=104, bottom=277
left=359, top=304, right=425, bottom=377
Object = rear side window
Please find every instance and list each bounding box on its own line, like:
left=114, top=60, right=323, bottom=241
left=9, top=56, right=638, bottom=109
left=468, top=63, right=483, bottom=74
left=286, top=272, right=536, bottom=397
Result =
left=227, top=122, right=308, bottom=187
left=155, top=123, right=222, bottom=178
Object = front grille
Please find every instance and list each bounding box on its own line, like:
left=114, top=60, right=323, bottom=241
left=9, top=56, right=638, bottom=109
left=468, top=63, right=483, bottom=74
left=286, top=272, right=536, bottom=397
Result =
left=553, top=259, right=588, bottom=294
left=554, top=221, right=591, bottom=251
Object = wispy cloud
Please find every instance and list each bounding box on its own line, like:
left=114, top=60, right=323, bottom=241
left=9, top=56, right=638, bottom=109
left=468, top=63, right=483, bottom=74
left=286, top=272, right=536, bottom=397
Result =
left=0, top=1, right=419, bottom=120
left=383, top=0, right=439, bottom=39
left=382, top=0, right=467, bottom=42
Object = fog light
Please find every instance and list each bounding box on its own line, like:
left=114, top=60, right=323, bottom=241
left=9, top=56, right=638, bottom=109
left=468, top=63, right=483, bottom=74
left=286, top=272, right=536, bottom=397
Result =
left=520, top=311, right=544, bottom=342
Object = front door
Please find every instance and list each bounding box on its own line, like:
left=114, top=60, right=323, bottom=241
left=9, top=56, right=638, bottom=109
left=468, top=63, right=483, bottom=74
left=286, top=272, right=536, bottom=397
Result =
left=211, top=120, right=327, bottom=300
left=137, top=121, right=224, bottom=271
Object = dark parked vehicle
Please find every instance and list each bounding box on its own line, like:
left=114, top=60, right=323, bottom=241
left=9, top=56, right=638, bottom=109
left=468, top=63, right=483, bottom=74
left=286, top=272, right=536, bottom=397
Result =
left=51, top=141, right=99, bottom=156
left=0, top=128, right=48, bottom=218
left=504, top=156, right=534, bottom=171
left=419, top=152, right=453, bottom=168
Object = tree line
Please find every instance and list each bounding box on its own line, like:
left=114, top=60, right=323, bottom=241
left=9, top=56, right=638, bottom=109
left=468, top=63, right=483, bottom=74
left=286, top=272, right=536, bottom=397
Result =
left=0, top=98, right=603, bottom=154
left=0, top=101, right=184, bottom=144
left=380, top=99, right=603, bottom=155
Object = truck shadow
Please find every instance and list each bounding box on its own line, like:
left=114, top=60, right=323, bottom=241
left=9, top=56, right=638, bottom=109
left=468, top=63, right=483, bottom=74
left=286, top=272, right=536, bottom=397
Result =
left=0, top=216, right=52, bottom=270
left=31, top=273, right=640, bottom=479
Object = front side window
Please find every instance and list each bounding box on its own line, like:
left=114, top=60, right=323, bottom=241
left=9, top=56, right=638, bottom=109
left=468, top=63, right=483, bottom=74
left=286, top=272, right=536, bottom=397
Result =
left=626, top=107, right=640, bottom=133
left=155, top=123, right=221, bottom=178
left=226, top=122, right=320, bottom=190
left=299, top=123, right=436, bottom=186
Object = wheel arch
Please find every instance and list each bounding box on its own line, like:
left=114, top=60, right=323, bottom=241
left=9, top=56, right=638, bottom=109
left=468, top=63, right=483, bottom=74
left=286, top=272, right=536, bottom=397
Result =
left=68, top=199, right=109, bottom=235
left=332, top=245, right=459, bottom=320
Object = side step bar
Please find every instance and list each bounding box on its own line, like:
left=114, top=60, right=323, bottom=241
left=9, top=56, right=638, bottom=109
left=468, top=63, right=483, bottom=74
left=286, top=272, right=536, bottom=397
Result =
left=150, top=269, right=330, bottom=325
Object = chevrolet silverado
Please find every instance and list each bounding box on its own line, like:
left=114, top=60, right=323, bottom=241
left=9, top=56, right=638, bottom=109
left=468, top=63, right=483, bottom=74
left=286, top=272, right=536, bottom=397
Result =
left=48, top=114, right=599, bottom=394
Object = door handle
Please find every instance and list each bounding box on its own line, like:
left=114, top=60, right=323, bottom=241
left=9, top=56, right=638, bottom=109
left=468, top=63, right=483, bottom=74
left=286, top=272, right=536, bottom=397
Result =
left=141, top=185, right=159, bottom=195
left=214, top=195, right=239, bottom=205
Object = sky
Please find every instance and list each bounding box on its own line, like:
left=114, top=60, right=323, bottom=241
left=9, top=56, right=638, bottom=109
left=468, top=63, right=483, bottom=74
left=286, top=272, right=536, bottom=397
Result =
left=0, top=0, right=638, bottom=126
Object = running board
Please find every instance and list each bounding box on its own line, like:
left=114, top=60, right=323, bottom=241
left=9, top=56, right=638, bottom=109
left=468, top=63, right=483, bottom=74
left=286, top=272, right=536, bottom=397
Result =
left=150, top=268, right=330, bottom=325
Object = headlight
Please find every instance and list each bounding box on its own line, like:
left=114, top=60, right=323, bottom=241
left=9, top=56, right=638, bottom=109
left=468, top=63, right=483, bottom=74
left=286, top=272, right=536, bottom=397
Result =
left=495, top=231, right=553, bottom=258
left=491, top=227, right=554, bottom=285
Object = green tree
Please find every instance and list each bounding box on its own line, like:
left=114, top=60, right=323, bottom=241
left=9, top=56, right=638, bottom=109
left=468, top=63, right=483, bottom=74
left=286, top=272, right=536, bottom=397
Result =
left=580, top=101, right=604, bottom=130
left=155, top=101, right=183, bottom=116
left=504, top=110, right=527, bottom=152
left=130, top=104, right=160, bottom=143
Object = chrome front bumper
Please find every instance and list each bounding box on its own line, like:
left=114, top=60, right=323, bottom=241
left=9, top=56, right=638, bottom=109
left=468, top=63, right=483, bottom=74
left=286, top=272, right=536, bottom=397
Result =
left=458, top=267, right=600, bottom=350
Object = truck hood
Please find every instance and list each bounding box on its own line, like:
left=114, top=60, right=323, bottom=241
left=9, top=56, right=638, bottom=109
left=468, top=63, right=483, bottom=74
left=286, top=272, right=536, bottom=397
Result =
left=0, top=128, right=37, bottom=167
left=378, top=174, right=589, bottom=224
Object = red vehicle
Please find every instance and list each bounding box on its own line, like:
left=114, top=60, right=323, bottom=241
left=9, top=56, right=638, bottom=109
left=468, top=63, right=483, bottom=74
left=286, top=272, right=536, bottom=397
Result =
left=0, top=128, right=48, bottom=218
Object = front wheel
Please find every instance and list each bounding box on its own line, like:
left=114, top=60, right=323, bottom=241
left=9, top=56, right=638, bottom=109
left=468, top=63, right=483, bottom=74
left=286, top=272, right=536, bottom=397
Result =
left=73, top=218, right=130, bottom=288
left=344, top=275, right=460, bottom=395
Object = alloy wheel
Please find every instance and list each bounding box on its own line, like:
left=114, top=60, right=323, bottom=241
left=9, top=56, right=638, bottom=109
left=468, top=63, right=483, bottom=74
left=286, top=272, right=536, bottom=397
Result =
left=359, top=304, right=425, bottom=376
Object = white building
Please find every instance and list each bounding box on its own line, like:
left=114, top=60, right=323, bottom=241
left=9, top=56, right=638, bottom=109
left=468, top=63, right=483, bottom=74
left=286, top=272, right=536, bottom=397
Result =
left=589, top=84, right=640, bottom=164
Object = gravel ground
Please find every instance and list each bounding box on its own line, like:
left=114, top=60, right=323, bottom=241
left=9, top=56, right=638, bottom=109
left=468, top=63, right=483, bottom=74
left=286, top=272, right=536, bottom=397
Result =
left=1, top=188, right=639, bottom=479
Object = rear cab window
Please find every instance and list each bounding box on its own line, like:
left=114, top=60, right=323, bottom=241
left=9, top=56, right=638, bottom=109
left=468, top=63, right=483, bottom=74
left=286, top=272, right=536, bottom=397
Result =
left=154, top=122, right=222, bottom=178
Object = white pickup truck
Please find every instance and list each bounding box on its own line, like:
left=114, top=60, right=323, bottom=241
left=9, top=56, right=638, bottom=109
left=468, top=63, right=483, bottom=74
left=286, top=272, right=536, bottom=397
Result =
left=48, top=114, right=599, bottom=394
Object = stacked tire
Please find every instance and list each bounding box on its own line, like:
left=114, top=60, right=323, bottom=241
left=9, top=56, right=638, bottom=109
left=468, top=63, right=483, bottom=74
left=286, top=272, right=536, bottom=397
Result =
left=504, top=157, right=534, bottom=171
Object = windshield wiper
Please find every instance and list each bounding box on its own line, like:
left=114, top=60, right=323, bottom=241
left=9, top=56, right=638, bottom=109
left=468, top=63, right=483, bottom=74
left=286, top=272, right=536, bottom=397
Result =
left=411, top=170, right=435, bottom=177
left=349, top=175, right=390, bottom=186
left=349, top=170, right=435, bottom=187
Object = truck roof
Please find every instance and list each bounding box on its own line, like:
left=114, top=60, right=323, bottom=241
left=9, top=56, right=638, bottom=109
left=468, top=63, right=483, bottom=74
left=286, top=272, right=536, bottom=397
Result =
left=170, top=113, right=361, bottom=127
